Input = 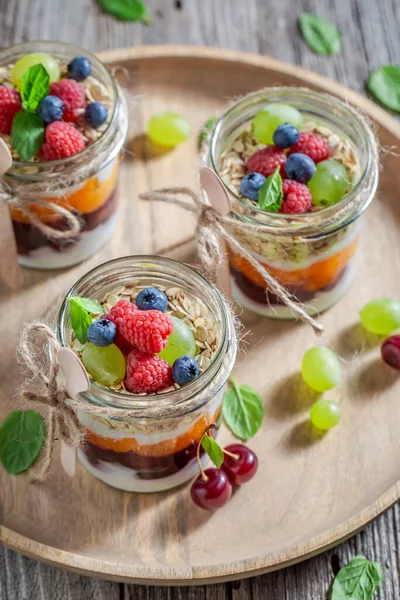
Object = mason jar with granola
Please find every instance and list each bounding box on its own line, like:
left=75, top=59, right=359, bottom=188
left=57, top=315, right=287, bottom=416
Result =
left=0, top=41, right=128, bottom=269
left=207, top=88, right=379, bottom=318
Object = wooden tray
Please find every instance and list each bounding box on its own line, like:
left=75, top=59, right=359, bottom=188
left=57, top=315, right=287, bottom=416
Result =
left=1, top=45, right=400, bottom=585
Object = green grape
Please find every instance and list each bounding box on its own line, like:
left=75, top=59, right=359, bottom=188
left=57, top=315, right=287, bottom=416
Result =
left=360, top=298, right=400, bottom=335
left=147, top=112, right=191, bottom=148
left=252, top=103, right=303, bottom=145
left=310, top=399, right=341, bottom=431
left=308, top=160, right=350, bottom=207
left=82, top=343, right=126, bottom=386
left=158, top=316, right=196, bottom=365
left=12, top=53, right=61, bottom=88
left=301, top=346, right=341, bottom=392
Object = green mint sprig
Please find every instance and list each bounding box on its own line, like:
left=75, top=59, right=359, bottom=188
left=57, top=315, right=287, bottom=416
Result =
left=299, top=13, right=342, bottom=56
left=368, top=65, right=400, bottom=113
left=257, top=166, right=283, bottom=212
left=98, top=0, right=151, bottom=23
left=198, top=117, right=217, bottom=149
left=0, top=410, right=44, bottom=474
left=21, top=64, right=50, bottom=112
left=201, top=433, right=224, bottom=468
left=222, top=377, right=264, bottom=441
left=67, top=296, right=103, bottom=344
left=330, top=556, right=383, bottom=600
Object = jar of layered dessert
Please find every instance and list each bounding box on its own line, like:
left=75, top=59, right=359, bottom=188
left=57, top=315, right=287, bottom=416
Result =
left=0, top=41, right=128, bottom=269
left=207, top=88, right=379, bottom=318
left=57, top=256, right=237, bottom=492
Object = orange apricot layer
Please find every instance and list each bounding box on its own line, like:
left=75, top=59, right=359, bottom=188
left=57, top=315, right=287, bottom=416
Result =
left=85, top=409, right=221, bottom=458
left=228, top=236, right=359, bottom=292
left=10, top=161, right=119, bottom=224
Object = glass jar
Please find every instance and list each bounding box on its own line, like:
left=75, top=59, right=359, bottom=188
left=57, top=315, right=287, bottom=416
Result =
left=57, top=256, right=237, bottom=493
left=208, top=88, right=379, bottom=318
left=0, top=41, right=128, bottom=270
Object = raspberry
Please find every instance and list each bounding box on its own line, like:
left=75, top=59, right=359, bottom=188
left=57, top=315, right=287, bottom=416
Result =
left=39, top=121, right=85, bottom=161
left=106, top=300, right=138, bottom=354
left=288, top=132, right=330, bottom=164
left=0, top=86, right=21, bottom=134
left=49, top=79, right=85, bottom=121
left=280, top=180, right=312, bottom=214
left=125, top=349, right=173, bottom=393
left=119, top=309, right=173, bottom=354
left=246, top=146, right=286, bottom=178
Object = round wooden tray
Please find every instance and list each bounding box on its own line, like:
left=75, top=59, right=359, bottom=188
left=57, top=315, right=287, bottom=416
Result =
left=1, top=45, right=400, bottom=585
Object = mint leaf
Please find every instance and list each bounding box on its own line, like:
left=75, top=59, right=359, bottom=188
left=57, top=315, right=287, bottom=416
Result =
left=11, top=112, right=45, bottom=161
left=201, top=435, right=224, bottom=468
left=21, top=64, right=50, bottom=112
left=198, top=117, right=217, bottom=149
left=331, top=555, right=383, bottom=600
left=368, top=66, right=400, bottom=113
left=223, top=377, right=264, bottom=441
left=0, top=410, right=44, bottom=474
left=299, top=13, right=342, bottom=56
left=68, top=296, right=103, bottom=315
left=98, top=0, right=151, bottom=23
left=258, top=167, right=283, bottom=212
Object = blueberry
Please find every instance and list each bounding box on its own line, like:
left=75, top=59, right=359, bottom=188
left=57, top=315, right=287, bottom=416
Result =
left=135, top=287, right=168, bottom=312
left=87, top=318, right=117, bottom=347
left=68, top=56, right=92, bottom=81
left=37, top=96, right=64, bottom=124
left=239, top=172, right=267, bottom=201
left=84, top=101, right=108, bottom=129
left=172, top=356, right=200, bottom=385
left=284, top=153, right=316, bottom=183
left=273, top=123, right=300, bottom=149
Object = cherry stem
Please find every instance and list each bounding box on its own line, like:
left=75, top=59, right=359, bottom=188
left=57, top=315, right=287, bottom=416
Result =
left=222, top=448, right=239, bottom=461
left=197, top=431, right=208, bottom=481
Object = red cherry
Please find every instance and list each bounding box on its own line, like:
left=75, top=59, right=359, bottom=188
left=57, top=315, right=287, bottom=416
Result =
left=221, top=444, right=258, bottom=485
left=190, top=468, right=232, bottom=510
left=381, top=335, right=400, bottom=370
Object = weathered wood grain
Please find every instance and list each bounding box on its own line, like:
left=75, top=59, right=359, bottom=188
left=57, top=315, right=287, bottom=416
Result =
left=0, top=0, right=399, bottom=599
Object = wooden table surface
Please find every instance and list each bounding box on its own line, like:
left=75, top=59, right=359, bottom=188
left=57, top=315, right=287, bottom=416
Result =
left=0, top=0, right=399, bottom=598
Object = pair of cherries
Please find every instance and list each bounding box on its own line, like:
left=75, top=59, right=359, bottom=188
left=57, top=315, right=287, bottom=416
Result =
left=190, top=444, right=258, bottom=510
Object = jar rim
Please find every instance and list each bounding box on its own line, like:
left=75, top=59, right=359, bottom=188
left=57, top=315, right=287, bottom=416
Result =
left=0, top=40, right=119, bottom=173
left=209, top=87, right=379, bottom=236
left=56, top=256, right=237, bottom=414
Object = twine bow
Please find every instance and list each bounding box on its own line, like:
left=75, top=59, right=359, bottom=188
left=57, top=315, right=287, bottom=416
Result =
left=18, top=322, right=81, bottom=482
left=140, top=186, right=323, bottom=334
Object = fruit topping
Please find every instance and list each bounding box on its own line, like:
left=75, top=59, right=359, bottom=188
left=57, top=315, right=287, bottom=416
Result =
left=172, top=355, right=200, bottom=385
left=221, top=443, right=258, bottom=485
left=310, top=399, right=341, bottom=430
left=49, top=79, right=85, bottom=122
left=252, top=103, right=303, bottom=145
left=82, top=342, right=126, bottom=386
left=246, top=145, right=286, bottom=178
left=67, top=56, right=92, bottom=82
left=39, top=121, right=85, bottom=161
left=288, top=131, right=330, bottom=163
left=147, top=112, right=191, bottom=148
left=280, top=179, right=312, bottom=214
left=118, top=309, right=174, bottom=354
left=0, top=86, right=22, bottom=134
left=87, top=318, right=117, bottom=347
left=381, top=335, right=400, bottom=370
left=301, top=346, right=341, bottom=392
left=125, top=349, right=173, bottom=393
left=135, top=287, right=168, bottom=312
left=105, top=299, right=137, bottom=353
left=37, top=95, right=64, bottom=124
left=158, top=315, right=196, bottom=365
left=284, top=152, right=316, bottom=183
left=308, top=159, right=350, bottom=206
left=84, top=101, right=108, bottom=129
left=190, top=468, right=232, bottom=510
left=360, top=298, right=400, bottom=335
left=273, top=123, right=300, bottom=149
left=239, top=172, right=267, bottom=201
left=12, top=53, right=60, bottom=88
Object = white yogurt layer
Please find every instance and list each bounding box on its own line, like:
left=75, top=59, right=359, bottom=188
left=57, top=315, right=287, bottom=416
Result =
left=78, top=448, right=210, bottom=493
left=19, top=211, right=119, bottom=270
left=35, top=158, right=117, bottom=198
left=231, top=259, right=356, bottom=319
